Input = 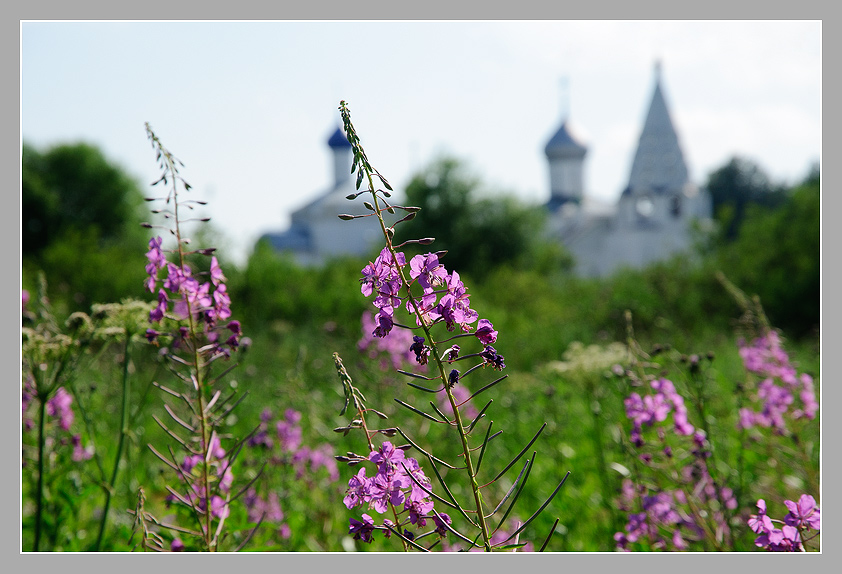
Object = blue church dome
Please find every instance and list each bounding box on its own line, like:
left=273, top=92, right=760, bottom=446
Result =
left=327, top=127, right=352, bottom=149
left=544, top=121, right=587, bottom=158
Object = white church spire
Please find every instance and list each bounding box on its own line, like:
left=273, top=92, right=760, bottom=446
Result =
left=625, top=61, right=689, bottom=196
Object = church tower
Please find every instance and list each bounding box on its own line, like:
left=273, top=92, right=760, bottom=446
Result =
left=544, top=120, right=588, bottom=211
left=544, top=79, right=587, bottom=211
left=327, top=126, right=352, bottom=188
left=620, top=61, right=693, bottom=225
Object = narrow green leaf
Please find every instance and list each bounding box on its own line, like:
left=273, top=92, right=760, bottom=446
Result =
left=467, top=399, right=493, bottom=433
left=424, top=455, right=479, bottom=529
left=499, top=471, right=571, bottom=546
left=399, top=462, right=458, bottom=510
left=475, top=422, right=495, bottom=474
left=538, top=518, right=560, bottom=552
left=397, top=369, right=435, bottom=381
left=431, top=509, right=481, bottom=548
left=406, top=381, right=440, bottom=393
left=395, top=427, right=457, bottom=469
left=394, top=399, right=441, bottom=423
left=488, top=457, right=531, bottom=518
left=230, top=461, right=267, bottom=503
left=384, top=524, right=429, bottom=552
left=429, top=401, right=451, bottom=423
left=485, top=423, right=547, bottom=486
left=492, top=456, right=534, bottom=532
left=466, top=374, right=508, bottom=402
left=496, top=543, right=528, bottom=551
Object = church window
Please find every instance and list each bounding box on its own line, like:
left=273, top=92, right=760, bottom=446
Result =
left=635, top=196, right=654, bottom=218
left=671, top=195, right=682, bottom=217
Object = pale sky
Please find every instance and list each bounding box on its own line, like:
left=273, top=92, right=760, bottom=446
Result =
left=21, top=20, right=821, bottom=264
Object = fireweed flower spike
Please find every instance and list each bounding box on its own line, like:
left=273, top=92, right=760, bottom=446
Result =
left=335, top=101, right=567, bottom=551
left=748, top=495, right=820, bottom=551
left=138, top=123, right=250, bottom=551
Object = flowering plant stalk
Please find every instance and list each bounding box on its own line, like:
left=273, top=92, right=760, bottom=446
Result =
left=137, top=124, right=253, bottom=552
left=22, top=277, right=97, bottom=551
left=333, top=101, right=568, bottom=551
left=613, top=315, right=738, bottom=551
left=22, top=273, right=163, bottom=551
left=613, top=272, right=820, bottom=552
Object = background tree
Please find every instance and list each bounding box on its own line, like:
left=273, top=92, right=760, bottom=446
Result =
left=712, top=170, right=820, bottom=337
left=22, top=142, right=150, bottom=312
left=394, top=156, right=571, bottom=279
left=705, top=156, right=787, bottom=241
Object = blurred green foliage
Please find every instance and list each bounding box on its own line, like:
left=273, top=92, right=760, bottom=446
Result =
left=712, top=178, right=820, bottom=337
left=705, top=156, right=788, bottom=241
left=22, top=142, right=150, bottom=312
left=21, top=143, right=819, bottom=551
left=395, top=156, right=573, bottom=279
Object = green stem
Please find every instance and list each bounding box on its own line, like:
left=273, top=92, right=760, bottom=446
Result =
left=94, top=335, right=133, bottom=551
left=33, top=396, right=47, bottom=552
left=170, top=155, right=214, bottom=552
left=585, top=378, right=616, bottom=531
left=366, top=173, right=492, bottom=551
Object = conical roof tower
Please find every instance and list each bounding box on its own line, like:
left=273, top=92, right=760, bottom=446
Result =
left=624, top=62, right=689, bottom=197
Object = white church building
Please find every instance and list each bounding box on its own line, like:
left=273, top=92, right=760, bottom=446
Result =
left=263, top=63, right=712, bottom=275
left=544, top=64, right=712, bottom=277
left=260, top=127, right=386, bottom=266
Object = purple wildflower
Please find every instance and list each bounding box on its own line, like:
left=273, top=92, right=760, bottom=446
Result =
left=344, top=467, right=370, bottom=510
left=444, top=344, right=460, bottom=363
left=475, top=319, right=498, bottom=345
left=145, top=236, right=167, bottom=292
left=738, top=331, right=817, bottom=432
left=209, top=256, right=226, bottom=286
left=433, top=513, right=452, bottom=536
left=748, top=499, right=772, bottom=533
left=369, top=441, right=406, bottom=473
left=46, top=387, right=74, bottom=431
left=409, top=335, right=431, bottom=365
left=409, top=253, right=447, bottom=290
left=448, top=369, right=460, bottom=387
left=276, top=409, right=303, bottom=453
left=349, top=514, right=376, bottom=543
left=784, top=494, right=821, bottom=531
left=372, top=306, right=395, bottom=338
left=358, top=312, right=417, bottom=370
left=71, top=434, right=93, bottom=462
left=480, top=345, right=506, bottom=371
left=405, top=498, right=435, bottom=526
left=150, top=289, right=168, bottom=323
